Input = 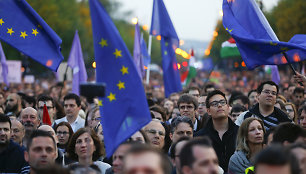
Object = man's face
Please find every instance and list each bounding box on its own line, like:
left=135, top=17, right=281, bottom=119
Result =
left=291, top=147, right=306, bottom=174
left=256, top=164, right=291, bottom=174
left=198, top=96, right=207, bottom=116
left=163, top=100, right=174, bottom=113
left=183, top=146, right=219, bottom=174
left=293, top=92, right=304, bottom=106
left=37, top=101, right=56, bottom=123
left=123, top=152, right=164, bottom=174
left=0, top=122, right=11, bottom=145
left=257, top=84, right=277, bottom=107
left=298, top=110, right=306, bottom=129
left=24, top=136, right=57, bottom=170
left=144, top=121, right=165, bottom=149
left=229, top=112, right=242, bottom=123
left=188, top=90, right=200, bottom=99
left=10, top=120, right=24, bottom=145
left=170, top=122, right=193, bottom=143
left=0, top=94, right=5, bottom=106
left=64, top=99, right=80, bottom=118
left=20, top=108, right=40, bottom=131
left=207, top=94, right=229, bottom=120
left=170, top=95, right=179, bottom=107
left=113, top=144, right=131, bottom=174
left=248, top=91, right=258, bottom=107
left=5, top=94, right=19, bottom=111
left=179, top=103, right=196, bottom=122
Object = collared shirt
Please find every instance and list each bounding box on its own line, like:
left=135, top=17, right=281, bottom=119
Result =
left=55, top=116, right=85, bottom=132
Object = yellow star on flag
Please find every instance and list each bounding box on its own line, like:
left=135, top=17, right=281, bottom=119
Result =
left=107, top=92, right=116, bottom=102
left=226, top=27, right=233, bottom=33
left=120, top=66, right=128, bottom=75
left=20, top=31, right=28, bottom=39
left=164, top=51, right=168, bottom=55
left=32, top=29, right=39, bottom=36
left=113, top=49, right=122, bottom=58
left=7, top=28, right=14, bottom=35
left=0, top=18, right=4, bottom=25
left=269, top=41, right=278, bottom=46
left=98, top=99, right=103, bottom=106
left=117, top=81, right=125, bottom=90
left=99, top=38, right=108, bottom=47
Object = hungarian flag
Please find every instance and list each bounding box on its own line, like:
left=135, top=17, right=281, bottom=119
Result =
left=42, top=103, right=52, bottom=126
left=220, top=38, right=240, bottom=58
left=181, top=49, right=197, bottom=86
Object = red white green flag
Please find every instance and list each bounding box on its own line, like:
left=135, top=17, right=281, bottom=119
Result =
left=220, top=37, right=240, bottom=58
left=181, top=49, right=197, bottom=86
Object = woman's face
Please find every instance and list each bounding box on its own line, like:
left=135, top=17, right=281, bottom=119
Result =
left=131, top=131, right=145, bottom=144
left=56, top=125, right=70, bottom=145
left=88, top=110, right=101, bottom=129
left=247, top=120, right=264, bottom=144
left=75, top=132, right=96, bottom=160
left=285, top=105, right=295, bottom=120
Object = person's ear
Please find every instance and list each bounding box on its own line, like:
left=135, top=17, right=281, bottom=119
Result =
left=24, top=151, right=29, bottom=162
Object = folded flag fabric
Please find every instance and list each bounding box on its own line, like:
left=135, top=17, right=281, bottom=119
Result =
left=221, top=37, right=240, bottom=58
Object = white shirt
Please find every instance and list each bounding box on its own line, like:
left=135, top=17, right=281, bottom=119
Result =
left=55, top=115, right=85, bottom=132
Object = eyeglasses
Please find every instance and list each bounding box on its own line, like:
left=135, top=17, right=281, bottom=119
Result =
left=179, top=105, right=194, bottom=110
left=209, top=100, right=227, bottom=107
left=261, top=90, right=277, bottom=96
left=56, top=131, right=69, bottom=135
left=145, top=129, right=165, bottom=136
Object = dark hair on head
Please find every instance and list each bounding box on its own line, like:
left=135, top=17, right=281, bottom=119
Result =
left=257, top=81, right=279, bottom=95
left=169, top=136, right=191, bottom=159
left=34, top=164, right=70, bottom=174
left=188, top=86, right=201, bottom=94
left=205, top=90, right=227, bottom=108
left=180, top=137, right=213, bottom=168
left=170, top=116, right=193, bottom=133
left=204, top=84, right=215, bottom=93
left=24, top=95, right=36, bottom=108
left=68, top=163, right=101, bottom=174
left=64, top=93, right=81, bottom=107
left=161, top=122, right=171, bottom=154
left=247, top=89, right=257, bottom=98
left=230, top=104, right=247, bottom=114
left=287, top=142, right=306, bottom=151
left=228, top=91, right=244, bottom=105
left=0, top=113, right=11, bottom=128
left=150, top=105, right=167, bottom=122
left=230, top=95, right=250, bottom=107
left=54, top=122, right=74, bottom=146
left=177, top=94, right=198, bottom=110
left=293, top=87, right=304, bottom=95
left=272, top=123, right=306, bottom=144
left=124, top=144, right=172, bottom=174
left=298, top=105, right=306, bottom=117
left=27, top=130, right=56, bottom=151
left=67, top=128, right=105, bottom=161
left=263, top=126, right=276, bottom=145
left=254, top=144, right=300, bottom=174
left=37, top=95, right=55, bottom=108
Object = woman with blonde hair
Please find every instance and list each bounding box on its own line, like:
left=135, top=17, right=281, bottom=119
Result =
left=228, top=117, right=266, bottom=174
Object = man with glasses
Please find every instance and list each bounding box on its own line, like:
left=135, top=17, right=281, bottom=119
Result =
left=235, top=81, right=291, bottom=130
left=195, top=90, right=239, bottom=173
left=37, top=95, right=57, bottom=126
left=144, top=119, right=166, bottom=150
left=177, top=94, right=202, bottom=132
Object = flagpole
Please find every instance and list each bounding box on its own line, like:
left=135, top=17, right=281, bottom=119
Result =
left=146, top=35, right=152, bottom=84
left=282, top=52, right=303, bottom=86
left=58, top=64, right=68, bottom=102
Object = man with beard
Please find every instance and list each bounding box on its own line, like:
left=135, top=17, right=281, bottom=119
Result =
left=5, top=93, right=22, bottom=117
left=20, top=107, right=40, bottom=148
left=0, top=114, right=27, bottom=173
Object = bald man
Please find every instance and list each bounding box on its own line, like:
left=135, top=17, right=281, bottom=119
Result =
left=20, top=107, right=40, bottom=132
left=10, top=120, right=25, bottom=146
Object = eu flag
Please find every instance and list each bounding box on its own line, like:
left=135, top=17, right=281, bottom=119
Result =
left=0, top=0, right=63, bottom=71
left=223, top=0, right=306, bottom=69
left=150, top=0, right=182, bottom=97
left=141, top=36, right=150, bottom=68
left=89, top=0, right=151, bottom=157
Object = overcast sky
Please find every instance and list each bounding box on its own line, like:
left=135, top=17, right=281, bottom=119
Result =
left=116, top=0, right=280, bottom=41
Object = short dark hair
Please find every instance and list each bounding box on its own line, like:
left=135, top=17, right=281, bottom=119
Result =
left=263, top=126, right=276, bottom=145
left=64, top=93, right=81, bottom=107
left=180, top=137, right=213, bottom=168
left=257, top=81, right=279, bottom=95
left=254, top=144, right=300, bottom=174
left=187, top=86, right=201, bottom=94
left=170, top=116, right=193, bottom=133
left=169, top=136, right=191, bottom=159
left=272, top=123, right=306, bottom=144
left=0, top=114, right=11, bottom=128
left=124, top=144, right=172, bottom=174
left=150, top=105, right=167, bottom=122
left=298, top=105, right=306, bottom=117
left=37, top=95, right=55, bottom=108
left=67, top=128, right=105, bottom=161
left=177, top=94, right=198, bottom=110
left=230, top=95, right=250, bottom=107
left=230, top=104, right=247, bottom=114
left=206, top=90, right=227, bottom=108
left=204, top=84, right=215, bottom=93
left=247, top=89, right=257, bottom=98
left=293, top=87, right=304, bottom=95
left=27, top=130, right=56, bottom=151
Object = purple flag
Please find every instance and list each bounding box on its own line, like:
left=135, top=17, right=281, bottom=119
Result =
left=0, top=42, right=9, bottom=86
left=133, top=22, right=145, bottom=78
left=67, top=30, right=88, bottom=95
left=270, top=65, right=280, bottom=85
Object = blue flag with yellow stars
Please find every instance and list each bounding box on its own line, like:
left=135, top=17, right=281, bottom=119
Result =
left=89, top=0, right=151, bottom=157
left=0, top=0, right=63, bottom=71
left=150, top=0, right=182, bottom=97
left=223, top=0, right=306, bottom=70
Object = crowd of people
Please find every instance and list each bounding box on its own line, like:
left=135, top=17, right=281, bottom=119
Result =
left=0, top=69, right=305, bottom=174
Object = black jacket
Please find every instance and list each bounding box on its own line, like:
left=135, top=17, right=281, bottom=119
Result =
left=194, top=118, right=239, bottom=173
left=0, top=140, right=27, bottom=173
